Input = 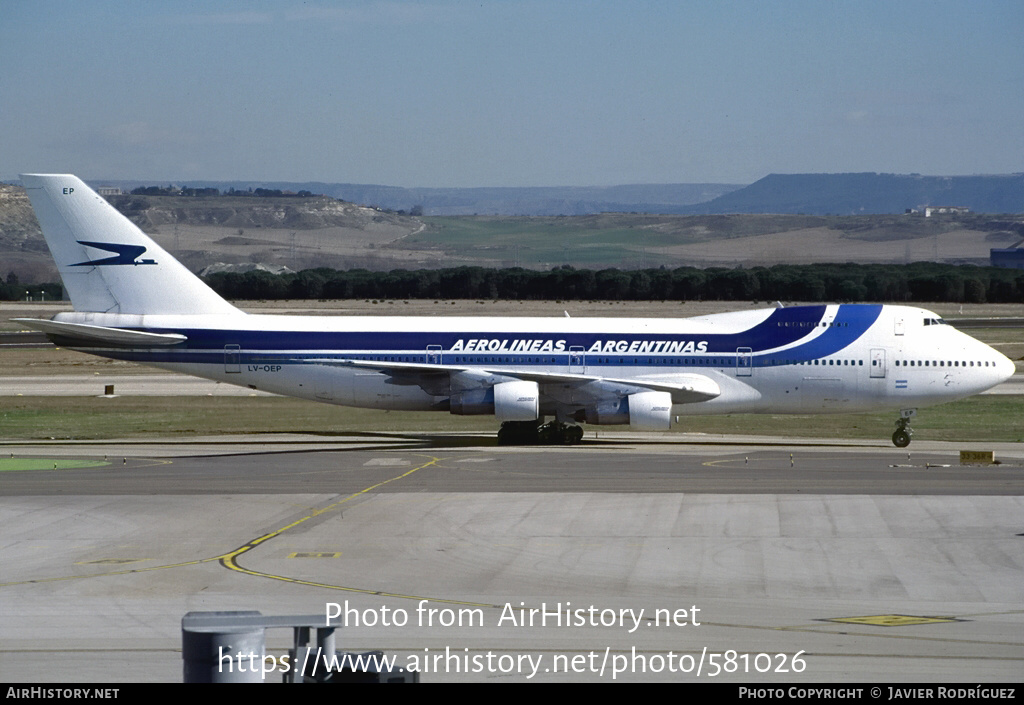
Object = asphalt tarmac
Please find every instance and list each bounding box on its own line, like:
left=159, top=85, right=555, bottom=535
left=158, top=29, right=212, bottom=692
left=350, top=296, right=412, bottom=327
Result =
left=2, top=437, right=1024, bottom=495
left=1, top=434, right=1022, bottom=683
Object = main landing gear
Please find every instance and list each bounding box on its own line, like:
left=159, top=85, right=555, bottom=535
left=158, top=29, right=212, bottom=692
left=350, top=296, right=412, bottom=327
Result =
left=891, top=409, right=916, bottom=448
left=497, top=420, right=585, bottom=446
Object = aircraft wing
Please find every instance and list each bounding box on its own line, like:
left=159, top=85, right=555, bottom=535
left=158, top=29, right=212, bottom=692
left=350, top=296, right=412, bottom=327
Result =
left=312, top=358, right=721, bottom=404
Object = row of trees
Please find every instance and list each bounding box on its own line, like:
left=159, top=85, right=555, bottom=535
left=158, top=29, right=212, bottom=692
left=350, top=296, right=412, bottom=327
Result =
left=5, top=263, right=1022, bottom=303
left=202, top=263, right=1024, bottom=303
left=0, top=280, right=60, bottom=301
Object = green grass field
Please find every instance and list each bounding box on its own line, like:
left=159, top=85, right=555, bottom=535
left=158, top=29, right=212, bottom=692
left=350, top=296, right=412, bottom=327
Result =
left=408, top=218, right=648, bottom=266
left=1, top=395, right=1020, bottom=443
left=408, top=215, right=831, bottom=267
left=404, top=214, right=984, bottom=269
left=0, top=457, right=111, bottom=471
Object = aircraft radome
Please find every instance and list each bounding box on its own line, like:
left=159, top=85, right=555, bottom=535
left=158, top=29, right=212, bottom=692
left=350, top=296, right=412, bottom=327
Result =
left=15, top=174, right=1016, bottom=447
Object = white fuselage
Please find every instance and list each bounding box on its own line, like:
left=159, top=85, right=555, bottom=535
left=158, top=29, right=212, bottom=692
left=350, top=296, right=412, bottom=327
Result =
left=52, top=303, right=1014, bottom=421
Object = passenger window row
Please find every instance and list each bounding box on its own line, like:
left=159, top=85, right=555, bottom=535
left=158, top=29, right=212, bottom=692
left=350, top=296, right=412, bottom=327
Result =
left=896, top=360, right=993, bottom=368
left=777, top=321, right=849, bottom=327
left=359, top=355, right=997, bottom=369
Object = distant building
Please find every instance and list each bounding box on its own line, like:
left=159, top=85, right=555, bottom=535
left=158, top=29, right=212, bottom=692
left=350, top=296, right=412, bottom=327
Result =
left=924, top=206, right=970, bottom=217
left=96, top=187, right=123, bottom=196
left=990, top=238, right=1024, bottom=269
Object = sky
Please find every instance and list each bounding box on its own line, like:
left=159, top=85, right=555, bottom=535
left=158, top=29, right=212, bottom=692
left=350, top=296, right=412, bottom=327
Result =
left=1, top=0, right=1022, bottom=187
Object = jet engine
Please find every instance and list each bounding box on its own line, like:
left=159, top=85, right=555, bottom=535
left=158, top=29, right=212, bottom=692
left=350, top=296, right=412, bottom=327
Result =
left=584, top=391, right=673, bottom=430
left=583, top=398, right=629, bottom=425
left=626, top=391, right=673, bottom=430
left=493, top=380, right=540, bottom=421
left=449, top=380, right=539, bottom=421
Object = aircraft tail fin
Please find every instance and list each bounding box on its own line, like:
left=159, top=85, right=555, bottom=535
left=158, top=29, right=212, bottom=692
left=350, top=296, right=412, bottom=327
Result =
left=20, top=174, right=239, bottom=315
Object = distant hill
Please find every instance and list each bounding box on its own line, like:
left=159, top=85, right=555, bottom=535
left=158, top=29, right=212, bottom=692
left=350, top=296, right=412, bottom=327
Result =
left=677, top=173, right=1024, bottom=216
left=12, top=172, right=1024, bottom=216
left=102, top=192, right=412, bottom=231
left=88, top=181, right=744, bottom=216
left=4, top=179, right=1022, bottom=283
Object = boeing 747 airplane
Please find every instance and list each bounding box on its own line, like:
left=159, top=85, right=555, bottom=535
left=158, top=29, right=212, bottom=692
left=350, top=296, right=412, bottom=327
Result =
left=15, top=174, right=1016, bottom=446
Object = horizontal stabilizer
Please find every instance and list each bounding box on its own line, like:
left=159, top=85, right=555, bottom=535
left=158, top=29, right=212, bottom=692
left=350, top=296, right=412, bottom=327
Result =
left=12, top=318, right=187, bottom=347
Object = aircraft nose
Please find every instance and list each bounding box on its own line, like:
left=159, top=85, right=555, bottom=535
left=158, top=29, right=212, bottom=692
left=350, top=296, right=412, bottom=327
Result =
left=996, top=351, right=1017, bottom=383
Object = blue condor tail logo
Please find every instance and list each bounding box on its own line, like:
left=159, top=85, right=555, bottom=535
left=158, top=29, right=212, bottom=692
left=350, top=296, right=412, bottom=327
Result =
left=72, top=241, right=156, bottom=267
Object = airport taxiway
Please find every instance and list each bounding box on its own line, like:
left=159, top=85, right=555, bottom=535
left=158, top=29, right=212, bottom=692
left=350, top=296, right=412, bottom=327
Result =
left=1, top=435, right=1022, bottom=683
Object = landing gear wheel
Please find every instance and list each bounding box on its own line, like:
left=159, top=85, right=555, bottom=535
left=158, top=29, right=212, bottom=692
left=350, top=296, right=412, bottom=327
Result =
left=499, top=420, right=584, bottom=445
left=892, top=429, right=911, bottom=448
left=891, top=410, right=915, bottom=448
left=497, top=421, right=540, bottom=446
left=538, top=421, right=584, bottom=445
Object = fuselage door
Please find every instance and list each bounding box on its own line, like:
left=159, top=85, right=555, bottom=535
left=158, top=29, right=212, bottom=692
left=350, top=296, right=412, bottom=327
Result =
left=569, top=346, right=585, bottom=374
left=426, top=345, right=442, bottom=365
left=736, top=347, right=752, bottom=377
left=224, top=344, right=241, bottom=374
left=870, top=348, right=886, bottom=378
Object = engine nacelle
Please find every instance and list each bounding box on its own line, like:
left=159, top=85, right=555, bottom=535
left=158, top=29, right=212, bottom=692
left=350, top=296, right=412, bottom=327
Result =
left=448, top=387, right=494, bottom=415
left=584, top=398, right=629, bottom=425
left=493, top=380, right=540, bottom=422
left=449, top=380, right=539, bottom=420
left=583, top=391, right=674, bottom=429
left=627, top=391, right=673, bottom=431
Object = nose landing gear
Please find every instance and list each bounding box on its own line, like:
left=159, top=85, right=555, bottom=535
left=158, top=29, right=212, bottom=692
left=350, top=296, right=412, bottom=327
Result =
left=892, top=409, right=916, bottom=448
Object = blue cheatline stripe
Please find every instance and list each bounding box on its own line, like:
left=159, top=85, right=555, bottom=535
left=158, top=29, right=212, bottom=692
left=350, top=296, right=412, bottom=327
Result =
left=751, top=304, right=881, bottom=365
left=136, top=305, right=836, bottom=354
left=82, top=350, right=753, bottom=367
left=73, top=305, right=882, bottom=368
